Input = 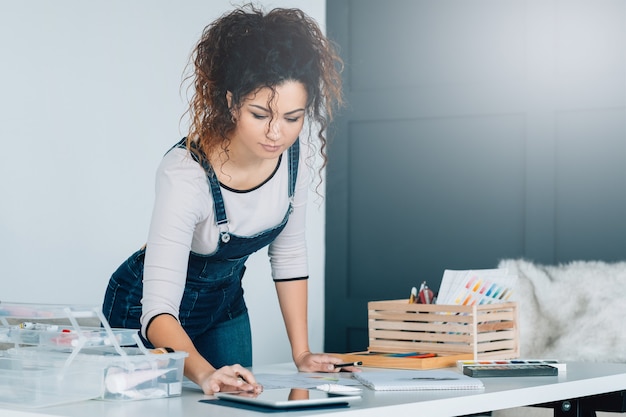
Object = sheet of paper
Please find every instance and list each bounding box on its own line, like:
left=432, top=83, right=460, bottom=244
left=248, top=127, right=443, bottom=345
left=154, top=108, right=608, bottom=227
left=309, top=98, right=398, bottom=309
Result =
left=254, top=373, right=361, bottom=389
left=436, top=268, right=517, bottom=305
left=183, top=373, right=361, bottom=392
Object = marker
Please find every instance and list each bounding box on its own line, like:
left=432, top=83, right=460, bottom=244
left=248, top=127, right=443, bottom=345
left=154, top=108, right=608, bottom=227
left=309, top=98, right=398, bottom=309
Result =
left=334, top=361, right=362, bottom=368
left=18, top=322, right=59, bottom=331
left=418, top=281, right=434, bottom=304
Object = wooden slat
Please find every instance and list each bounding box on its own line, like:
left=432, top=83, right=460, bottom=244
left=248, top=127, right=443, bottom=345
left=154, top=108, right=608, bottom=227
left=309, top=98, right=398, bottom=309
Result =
left=369, top=329, right=474, bottom=344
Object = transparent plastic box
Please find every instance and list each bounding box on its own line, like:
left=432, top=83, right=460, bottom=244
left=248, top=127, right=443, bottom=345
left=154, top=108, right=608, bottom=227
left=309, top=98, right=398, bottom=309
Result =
left=9, top=346, right=187, bottom=401
left=0, top=355, right=103, bottom=408
left=0, top=302, right=188, bottom=406
left=2, top=325, right=138, bottom=348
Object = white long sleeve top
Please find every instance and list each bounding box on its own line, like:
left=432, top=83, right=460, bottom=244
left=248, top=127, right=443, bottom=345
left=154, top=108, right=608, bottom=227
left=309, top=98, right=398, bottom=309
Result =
left=140, top=144, right=309, bottom=337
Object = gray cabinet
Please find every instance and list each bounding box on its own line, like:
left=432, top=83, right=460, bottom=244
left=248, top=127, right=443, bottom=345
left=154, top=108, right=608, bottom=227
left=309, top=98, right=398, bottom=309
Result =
left=325, top=0, right=626, bottom=353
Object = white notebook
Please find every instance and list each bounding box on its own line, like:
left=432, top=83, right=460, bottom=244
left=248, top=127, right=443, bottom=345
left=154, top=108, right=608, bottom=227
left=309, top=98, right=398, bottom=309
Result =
left=353, top=369, right=484, bottom=391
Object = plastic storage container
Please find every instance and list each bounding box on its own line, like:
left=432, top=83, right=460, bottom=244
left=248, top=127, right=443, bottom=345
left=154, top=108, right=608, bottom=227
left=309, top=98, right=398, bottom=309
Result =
left=0, top=302, right=188, bottom=407
left=0, top=354, right=103, bottom=408
left=8, top=346, right=187, bottom=401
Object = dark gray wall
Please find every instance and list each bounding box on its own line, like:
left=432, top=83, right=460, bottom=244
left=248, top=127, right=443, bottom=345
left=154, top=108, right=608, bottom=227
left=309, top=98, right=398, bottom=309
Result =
left=325, top=0, right=626, bottom=353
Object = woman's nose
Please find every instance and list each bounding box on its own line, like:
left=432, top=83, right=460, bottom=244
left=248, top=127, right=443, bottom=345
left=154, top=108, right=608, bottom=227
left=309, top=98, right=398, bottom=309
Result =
left=266, top=120, right=281, bottom=141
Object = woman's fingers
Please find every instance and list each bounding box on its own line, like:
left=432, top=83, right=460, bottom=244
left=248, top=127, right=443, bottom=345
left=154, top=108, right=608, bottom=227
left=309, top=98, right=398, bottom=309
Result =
left=202, top=365, right=262, bottom=394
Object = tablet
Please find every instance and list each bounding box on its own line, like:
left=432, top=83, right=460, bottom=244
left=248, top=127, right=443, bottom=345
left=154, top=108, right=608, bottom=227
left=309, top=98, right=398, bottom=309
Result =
left=214, top=388, right=361, bottom=409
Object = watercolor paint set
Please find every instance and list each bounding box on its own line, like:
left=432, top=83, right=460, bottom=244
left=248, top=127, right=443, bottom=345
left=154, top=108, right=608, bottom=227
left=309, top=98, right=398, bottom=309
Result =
left=457, top=359, right=566, bottom=375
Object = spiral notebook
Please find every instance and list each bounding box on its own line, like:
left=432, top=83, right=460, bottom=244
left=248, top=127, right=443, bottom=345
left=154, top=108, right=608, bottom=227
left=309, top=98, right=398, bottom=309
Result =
left=353, top=369, right=484, bottom=391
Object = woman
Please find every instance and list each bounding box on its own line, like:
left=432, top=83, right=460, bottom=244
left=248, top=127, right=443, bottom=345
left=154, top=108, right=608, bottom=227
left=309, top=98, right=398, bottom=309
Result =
left=102, top=5, right=353, bottom=395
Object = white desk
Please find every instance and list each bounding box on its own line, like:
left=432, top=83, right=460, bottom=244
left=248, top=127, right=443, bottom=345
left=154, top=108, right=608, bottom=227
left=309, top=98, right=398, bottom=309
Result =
left=3, top=362, right=626, bottom=417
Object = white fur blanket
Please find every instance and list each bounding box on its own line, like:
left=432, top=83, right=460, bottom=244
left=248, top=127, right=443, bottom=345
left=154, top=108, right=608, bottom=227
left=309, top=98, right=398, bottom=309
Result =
left=498, top=259, right=626, bottom=362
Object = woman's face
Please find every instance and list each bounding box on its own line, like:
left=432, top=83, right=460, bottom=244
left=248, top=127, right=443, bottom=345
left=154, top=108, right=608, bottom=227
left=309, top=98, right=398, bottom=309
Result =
left=228, top=80, right=307, bottom=161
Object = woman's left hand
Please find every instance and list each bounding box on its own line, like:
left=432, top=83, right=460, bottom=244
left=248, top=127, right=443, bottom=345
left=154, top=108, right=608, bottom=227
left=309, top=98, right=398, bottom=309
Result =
left=294, top=351, right=361, bottom=373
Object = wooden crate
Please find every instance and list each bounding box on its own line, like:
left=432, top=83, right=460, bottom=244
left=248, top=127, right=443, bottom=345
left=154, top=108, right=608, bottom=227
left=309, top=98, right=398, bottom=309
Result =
left=336, top=300, right=519, bottom=369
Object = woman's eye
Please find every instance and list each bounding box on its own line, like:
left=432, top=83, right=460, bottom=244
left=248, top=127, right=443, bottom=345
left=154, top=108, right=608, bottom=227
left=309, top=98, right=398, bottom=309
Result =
left=286, top=117, right=301, bottom=123
left=252, top=113, right=268, bottom=120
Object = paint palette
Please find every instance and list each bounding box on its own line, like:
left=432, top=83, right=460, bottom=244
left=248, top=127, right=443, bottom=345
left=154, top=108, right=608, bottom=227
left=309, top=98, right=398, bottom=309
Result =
left=463, top=364, right=558, bottom=377
left=457, top=359, right=566, bottom=376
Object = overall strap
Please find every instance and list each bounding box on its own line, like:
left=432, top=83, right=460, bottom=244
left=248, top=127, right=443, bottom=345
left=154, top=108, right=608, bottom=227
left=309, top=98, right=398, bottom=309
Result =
left=287, top=139, right=300, bottom=199
left=187, top=142, right=229, bottom=243
left=169, top=137, right=188, bottom=154
left=206, top=171, right=230, bottom=243
left=169, top=138, right=230, bottom=242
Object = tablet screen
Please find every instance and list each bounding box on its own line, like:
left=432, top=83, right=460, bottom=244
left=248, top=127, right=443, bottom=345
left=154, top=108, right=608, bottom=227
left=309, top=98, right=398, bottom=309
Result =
left=214, top=388, right=361, bottom=409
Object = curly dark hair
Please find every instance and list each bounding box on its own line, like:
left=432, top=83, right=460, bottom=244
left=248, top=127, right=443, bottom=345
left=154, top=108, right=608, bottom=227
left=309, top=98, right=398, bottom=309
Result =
left=183, top=4, right=343, bottom=172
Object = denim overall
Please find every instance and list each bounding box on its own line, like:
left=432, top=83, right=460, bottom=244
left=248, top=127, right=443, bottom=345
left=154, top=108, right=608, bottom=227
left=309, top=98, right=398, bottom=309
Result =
left=102, top=138, right=299, bottom=368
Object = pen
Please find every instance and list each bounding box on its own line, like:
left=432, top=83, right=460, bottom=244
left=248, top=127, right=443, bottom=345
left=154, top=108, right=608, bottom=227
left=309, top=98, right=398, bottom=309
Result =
left=334, top=361, right=363, bottom=368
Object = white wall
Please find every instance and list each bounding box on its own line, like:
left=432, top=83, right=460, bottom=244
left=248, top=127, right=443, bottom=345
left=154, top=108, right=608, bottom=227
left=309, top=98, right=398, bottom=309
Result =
left=0, top=0, right=326, bottom=366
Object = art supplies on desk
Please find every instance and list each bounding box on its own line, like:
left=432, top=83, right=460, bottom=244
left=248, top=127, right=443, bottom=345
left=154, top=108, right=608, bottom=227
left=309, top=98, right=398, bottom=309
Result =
left=337, top=268, right=520, bottom=372
left=353, top=369, right=484, bottom=391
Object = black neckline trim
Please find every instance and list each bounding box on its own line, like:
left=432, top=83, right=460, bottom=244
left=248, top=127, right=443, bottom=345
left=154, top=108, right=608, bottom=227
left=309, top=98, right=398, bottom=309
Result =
left=219, top=154, right=283, bottom=194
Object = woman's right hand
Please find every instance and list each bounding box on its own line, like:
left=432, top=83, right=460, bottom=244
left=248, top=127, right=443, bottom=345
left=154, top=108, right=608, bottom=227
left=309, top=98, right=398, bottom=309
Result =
left=146, top=315, right=261, bottom=395
left=199, top=364, right=263, bottom=395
